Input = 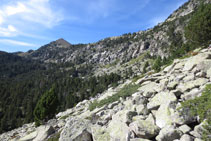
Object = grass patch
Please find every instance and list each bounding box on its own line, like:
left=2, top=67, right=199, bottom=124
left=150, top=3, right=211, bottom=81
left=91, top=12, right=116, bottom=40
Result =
left=132, top=74, right=146, bottom=83
left=179, top=84, right=211, bottom=140
left=89, top=84, right=139, bottom=111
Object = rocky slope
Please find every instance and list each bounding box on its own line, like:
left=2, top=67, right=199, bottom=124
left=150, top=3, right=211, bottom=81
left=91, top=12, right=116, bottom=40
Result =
left=1, top=47, right=211, bottom=141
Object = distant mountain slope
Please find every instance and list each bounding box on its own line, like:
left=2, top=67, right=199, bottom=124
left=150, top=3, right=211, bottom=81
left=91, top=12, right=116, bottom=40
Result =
left=0, top=51, right=45, bottom=78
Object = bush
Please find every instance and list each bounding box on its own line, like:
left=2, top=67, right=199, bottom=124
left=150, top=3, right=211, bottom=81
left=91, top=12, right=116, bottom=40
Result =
left=185, top=4, right=211, bottom=46
left=33, top=85, right=58, bottom=126
left=89, top=84, right=139, bottom=111
left=180, top=84, right=211, bottom=140
left=152, top=56, right=162, bottom=72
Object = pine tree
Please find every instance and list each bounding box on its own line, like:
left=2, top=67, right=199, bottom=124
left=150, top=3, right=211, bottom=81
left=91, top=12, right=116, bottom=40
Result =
left=185, top=4, right=211, bottom=46
left=33, top=85, right=58, bottom=126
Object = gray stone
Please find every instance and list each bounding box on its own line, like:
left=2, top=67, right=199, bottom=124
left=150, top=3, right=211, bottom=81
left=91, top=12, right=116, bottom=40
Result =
left=138, top=82, right=161, bottom=98
left=155, top=103, right=177, bottom=128
left=112, top=110, right=137, bottom=124
left=135, top=105, right=149, bottom=115
left=33, top=125, right=55, bottom=141
left=19, top=131, right=37, bottom=141
left=197, top=60, right=211, bottom=73
left=183, top=74, right=195, bottom=82
left=147, top=92, right=177, bottom=110
left=177, top=78, right=208, bottom=93
left=167, top=81, right=178, bottom=90
left=129, top=114, right=159, bottom=139
left=132, top=95, right=148, bottom=105
left=180, top=134, right=194, bottom=141
left=91, top=125, right=110, bottom=141
left=207, top=68, right=211, bottom=78
left=156, top=125, right=182, bottom=141
left=181, top=88, right=202, bottom=100
left=107, top=119, right=132, bottom=141
left=179, top=125, right=191, bottom=134
left=108, top=101, right=119, bottom=109
left=59, top=118, right=92, bottom=141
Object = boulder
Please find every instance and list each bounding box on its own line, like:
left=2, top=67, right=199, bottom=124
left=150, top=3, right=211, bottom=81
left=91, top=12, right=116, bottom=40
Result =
left=181, top=88, right=202, bottom=100
left=207, top=68, right=211, bottom=78
left=107, top=119, right=132, bottom=141
left=147, top=92, right=177, bottom=110
left=19, top=131, right=37, bottom=141
left=156, top=125, right=182, bottom=141
left=138, top=82, right=161, bottom=98
left=167, top=81, right=178, bottom=90
left=33, top=125, right=55, bottom=141
left=179, top=125, right=191, bottom=134
left=59, top=117, right=92, bottom=141
left=91, top=125, right=110, bottom=141
left=177, top=78, right=208, bottom=93
left=180, top=134, right=194, bottom=141
left=183, top=53, right=211, bottom=71
left=197, top=60, right=211, bottom=73
left=112, top=110, right=137, bottom=124
left=132, top=95, right=148, bottom=105
left=129, top=114, right=159, bottom=139
left=155, top=102, right=187, bottom=128
left=135, top=105, right=149, bottom=115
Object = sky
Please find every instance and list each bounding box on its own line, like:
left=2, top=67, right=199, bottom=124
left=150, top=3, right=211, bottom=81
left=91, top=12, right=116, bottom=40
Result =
left=0, top=0, right=188, bottom=52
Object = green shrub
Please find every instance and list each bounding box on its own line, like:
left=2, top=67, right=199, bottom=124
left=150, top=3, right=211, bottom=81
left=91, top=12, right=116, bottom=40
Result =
left=33, top=85, right=59, bottom=126
left=89, top=84, right=139, bottom=111
left=152, top=56, right=162, bottom=72
left=180, top=84, right=211, bottom=140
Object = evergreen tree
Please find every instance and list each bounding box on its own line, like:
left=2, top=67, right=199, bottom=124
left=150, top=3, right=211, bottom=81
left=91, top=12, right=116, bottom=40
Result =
left=33, top=85, right=58, bottom=126
left=185, top=4, right=211, bottom=46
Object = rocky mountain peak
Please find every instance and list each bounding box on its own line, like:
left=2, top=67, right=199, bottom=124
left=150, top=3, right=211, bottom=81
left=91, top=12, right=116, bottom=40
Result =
left=52, top=38, right=71, bottom=48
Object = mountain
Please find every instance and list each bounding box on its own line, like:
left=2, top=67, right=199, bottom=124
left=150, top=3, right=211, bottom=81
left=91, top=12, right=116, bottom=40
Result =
left=0, top=0, right=210, bottom=138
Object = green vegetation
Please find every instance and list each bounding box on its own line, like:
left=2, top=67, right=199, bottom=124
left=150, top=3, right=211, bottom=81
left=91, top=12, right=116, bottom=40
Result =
left=89, top=84, right=139, bottom=111
left=185, top=4, right=211, bottom=46
left=180, top=84, right=211, bottom=140
left=33, top=86, right=59, bottom=126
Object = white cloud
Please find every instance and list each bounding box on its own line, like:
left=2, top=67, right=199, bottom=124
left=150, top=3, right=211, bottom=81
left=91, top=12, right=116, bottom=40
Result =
left=0, top=25, right=18, bottom=37
left=5, top=2, right=27, bottom=16
left=0, top=39, right=38, bottom=47
left=0, top=0, right=63, bottom=37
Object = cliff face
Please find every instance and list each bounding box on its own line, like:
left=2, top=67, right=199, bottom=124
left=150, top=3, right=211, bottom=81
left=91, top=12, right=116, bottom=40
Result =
left=1, top=47, right=211, bottom=141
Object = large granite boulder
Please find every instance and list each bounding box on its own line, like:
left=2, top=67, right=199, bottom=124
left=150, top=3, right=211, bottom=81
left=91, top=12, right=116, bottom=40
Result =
left=33, top=125, right=55, bottom=141
left=156, top=125, right=182, bottom=141
left=129, top=114, right=160, bottom=139
left=59, top=117, right=92, bottom=141
left=147, top=92, right=177, bottom=110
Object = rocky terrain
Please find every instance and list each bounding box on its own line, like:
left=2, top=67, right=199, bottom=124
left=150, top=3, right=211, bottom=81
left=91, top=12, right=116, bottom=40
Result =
left=1, top=47, right=210, bottom=141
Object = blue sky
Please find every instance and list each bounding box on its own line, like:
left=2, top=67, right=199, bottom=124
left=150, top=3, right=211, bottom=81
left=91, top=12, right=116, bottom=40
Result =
left=0, top=0, right=188, bottom=52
